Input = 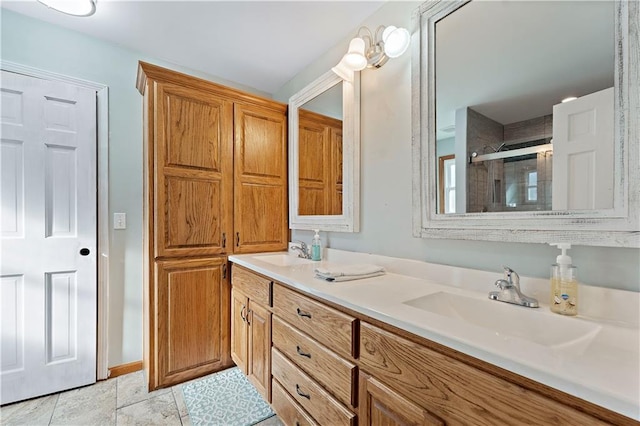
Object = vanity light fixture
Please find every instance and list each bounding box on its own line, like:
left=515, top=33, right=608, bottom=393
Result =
left=332, top=25, right=411, bottom=74
left=38, top=0, right=96, bottom=16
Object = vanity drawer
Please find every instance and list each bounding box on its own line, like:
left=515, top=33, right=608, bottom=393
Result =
left=359, top=322, right=610, bottom=425
left=231, top=266, right=271, bottom=306
left=271, top=378, right=318, bottom=426
left=272, top=348, right=355, bottom=426
left=272, top=284, right=356, bottom=359
left=272, top=316, right=357, bottom=408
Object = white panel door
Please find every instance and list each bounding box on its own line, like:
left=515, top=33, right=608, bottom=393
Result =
left=552, top=87, right=614, bottom=210
left=0, top=70, right=97, bottom=404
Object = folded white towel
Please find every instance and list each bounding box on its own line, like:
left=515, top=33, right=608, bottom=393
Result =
left=314, top=264, right=385, bottom=282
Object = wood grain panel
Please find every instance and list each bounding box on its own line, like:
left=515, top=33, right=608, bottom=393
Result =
left=299, top=118, right=327, bottom=183
left=165, top=176, right=220, bottom=248
left=272, top=348, right=355, bottom=426
left=156, top=257, right=231, bottom=388
left=272, top=284, right=356, bottom=359
left=234, top=182, right=287, bottom=253
left=234, top=103, right=288, bottom=253
left=297, top=109, right=343, bottom=216
left=359, top=373, right=444, bottom=426
left=155, top=81, right=233, bottom=258
left=299, top=186, right=326, bottom=216
left=359, top=322, right=609, bottom=425
left=231, top=288, right=248, bottom=374
left=235, top=103, right=285, bottom=179
left=164, top=88, right=224, bottom=171
left=247, top=301, right=271, bottom=401
left=271, top=379, right=318, bottom=426
left=231, top=265, right=271, bottom=307
left=331, top=127, right=343, bottom=215
left=272, top=316, right=357, bottom=408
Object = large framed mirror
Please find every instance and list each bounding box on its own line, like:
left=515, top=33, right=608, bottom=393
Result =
left=289, top=69, right=360, bottom=232
left=412, top=0, right=639, bottom=247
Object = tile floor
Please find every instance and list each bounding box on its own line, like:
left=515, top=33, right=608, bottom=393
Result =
left=0, top=370, right=283, bottom=426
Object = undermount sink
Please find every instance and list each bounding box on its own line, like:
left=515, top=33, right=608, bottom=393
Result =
left=255, top=254, right=313, bottom=267
left=404, top=291, right=601, bottom=351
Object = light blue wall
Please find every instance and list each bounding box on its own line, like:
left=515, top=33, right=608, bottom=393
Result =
left=275, top=1, right=640, bottom=293
left=1, top=8, right=269, bottom=367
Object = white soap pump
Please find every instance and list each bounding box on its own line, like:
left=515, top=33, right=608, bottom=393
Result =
left=549, top=243, right=578, bottom=316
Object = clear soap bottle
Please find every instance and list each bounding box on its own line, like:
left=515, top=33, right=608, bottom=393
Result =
left=311, top=229, right=322, bottom=261
left=550, top=243, right=578, bottom=316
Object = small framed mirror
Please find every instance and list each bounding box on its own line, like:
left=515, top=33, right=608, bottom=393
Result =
left=289, top=69, right=360, bottom=232
left=412, top=0, right=639, bottom=247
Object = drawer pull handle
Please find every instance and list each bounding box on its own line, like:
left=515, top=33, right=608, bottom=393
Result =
left=295, top=384, right=310, bottom=399
left=296, top=308, right=312, bottom=319
left=296, top=346, right=311, bottom=358
left=247, top=309, right=252, bottom=326
left=240, top=305, right=247, bottom=322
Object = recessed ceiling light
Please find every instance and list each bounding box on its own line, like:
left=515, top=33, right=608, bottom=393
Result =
left=38, top=0, right=96, bottom=17
left=561, top=96, right=578, bottom=103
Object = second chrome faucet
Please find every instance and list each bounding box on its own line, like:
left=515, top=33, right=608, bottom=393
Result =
left=489, top=266, right=539, bottom=308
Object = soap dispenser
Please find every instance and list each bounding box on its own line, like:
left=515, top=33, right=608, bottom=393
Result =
left=549, top=243, right=578, bottom=316
left=311, top=229, right=322, bottom=261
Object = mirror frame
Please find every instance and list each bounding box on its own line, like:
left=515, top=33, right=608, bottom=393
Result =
left=412, top=0, right=639, bottom=247
left=289, top=69, right=361, bottom=232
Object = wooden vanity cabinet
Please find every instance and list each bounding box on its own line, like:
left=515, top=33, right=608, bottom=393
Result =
left=271, top=282, right=358, bottom=426
left=231, top=267, right=273, bottom=401
left=228, top=264, right=634, bottom=426
left=358, top=322, right=619, bottom=426
left=137, top=62, right=288, bottom=390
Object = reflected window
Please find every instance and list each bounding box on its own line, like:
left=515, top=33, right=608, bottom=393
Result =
left=527, top=171, right=538, bottom=202
left=439, top=155, right=456, bottom=213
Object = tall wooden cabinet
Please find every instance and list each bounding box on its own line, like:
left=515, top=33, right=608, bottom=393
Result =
left=137, top=62, right=288, bottom=390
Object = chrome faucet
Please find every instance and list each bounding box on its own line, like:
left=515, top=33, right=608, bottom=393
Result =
left=290, top=241, right=311, bottom=259
left=489, top=266, right=539, bottom=308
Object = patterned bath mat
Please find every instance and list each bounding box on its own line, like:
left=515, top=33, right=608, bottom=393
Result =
left=181, top=367, right=275, bottom=426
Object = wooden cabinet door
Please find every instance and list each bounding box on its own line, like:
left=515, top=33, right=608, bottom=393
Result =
left=155, top=82, right=233, bottom=258
left=247, top=301, right=271, bottom=401
left=155, top=257, right=231, bottom=387
left=231, top=288, right=248, bottom=374
left=359, top=374, right=444, bottom=426
left=233, top=103, right=288, bottom=253
left=330, top=126, right=343, bottom=215
left=298, top=113, right=330, bottom=215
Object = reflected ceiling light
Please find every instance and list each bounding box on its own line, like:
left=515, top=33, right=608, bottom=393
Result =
left=561, top=96, right=578, bottom=103
left=38, top=0, right=96, bottom=17
left=333, top=25, right=411, bottom=75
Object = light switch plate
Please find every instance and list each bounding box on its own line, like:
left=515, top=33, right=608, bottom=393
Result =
left=114, top=213, right=126, bottom=230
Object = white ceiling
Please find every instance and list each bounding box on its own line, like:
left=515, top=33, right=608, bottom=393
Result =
left=1, top=0, right=385, bottom=94
left=435, top=1, right=614, bottom=140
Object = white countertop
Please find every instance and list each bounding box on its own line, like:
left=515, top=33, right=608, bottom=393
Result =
left=229, top=249, right=640, bottom=421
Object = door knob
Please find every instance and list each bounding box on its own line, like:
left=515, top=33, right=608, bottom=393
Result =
left=80, top=248, right=90, bottom=256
